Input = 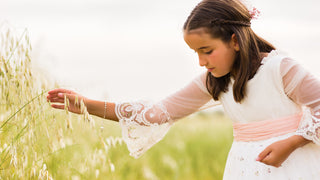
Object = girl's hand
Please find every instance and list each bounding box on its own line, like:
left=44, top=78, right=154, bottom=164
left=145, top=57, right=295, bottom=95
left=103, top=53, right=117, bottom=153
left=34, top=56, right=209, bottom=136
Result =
left=47, top=88, right=88, bottom=114
left=256, top=135, right=310, bottom=167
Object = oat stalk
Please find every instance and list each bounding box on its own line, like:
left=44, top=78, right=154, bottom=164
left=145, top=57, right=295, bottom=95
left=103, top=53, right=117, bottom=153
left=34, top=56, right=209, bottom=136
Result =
left=0, top=90, right=48, bottom=129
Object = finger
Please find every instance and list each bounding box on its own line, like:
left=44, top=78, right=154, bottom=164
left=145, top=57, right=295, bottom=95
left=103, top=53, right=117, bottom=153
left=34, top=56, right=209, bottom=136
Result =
left=50, top=92, right=73, bottom=99
left=274, top=163, right=282, bottom=168
left=48, top=88, right=65, bottom=95
left=48, top=93, right=81, bottom=105
left=48, top=88, right=75, bottom=95
left=47, top=94, right=65, bottom=101
left=261, top=158, right=281, bottom=168
left=51, top=104, right=65, bottom=110
left=260, top=154, right=272, bottom=165
left=257, top=147, right=271, bottom=161
left=47, top=94, right=63, bottom=100
left=260, top=152, right=282, bottom=167
left=48, top=98, right=64, bottom=103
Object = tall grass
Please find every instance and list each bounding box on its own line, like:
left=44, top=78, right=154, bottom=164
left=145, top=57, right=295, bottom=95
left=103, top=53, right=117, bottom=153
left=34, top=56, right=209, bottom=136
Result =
left=0, top=24, right=233, bottom=179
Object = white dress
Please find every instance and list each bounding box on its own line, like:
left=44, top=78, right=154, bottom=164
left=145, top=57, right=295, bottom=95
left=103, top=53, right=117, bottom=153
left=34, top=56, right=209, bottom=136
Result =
left=115, top=50, right=320, bottom=179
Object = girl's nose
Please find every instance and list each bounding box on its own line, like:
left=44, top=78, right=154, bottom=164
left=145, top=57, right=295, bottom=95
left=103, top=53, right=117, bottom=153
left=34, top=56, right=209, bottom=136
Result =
left=198, top=54, right=207, bottom=67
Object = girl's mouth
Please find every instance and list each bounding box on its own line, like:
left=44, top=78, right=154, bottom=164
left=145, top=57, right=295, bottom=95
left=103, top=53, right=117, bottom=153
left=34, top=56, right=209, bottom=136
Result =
left=207, top=68, right=214, bottom=72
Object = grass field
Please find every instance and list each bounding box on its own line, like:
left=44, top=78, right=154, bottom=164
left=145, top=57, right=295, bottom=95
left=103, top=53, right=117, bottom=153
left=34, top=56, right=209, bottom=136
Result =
left=0, top=25, right=233, bottom=179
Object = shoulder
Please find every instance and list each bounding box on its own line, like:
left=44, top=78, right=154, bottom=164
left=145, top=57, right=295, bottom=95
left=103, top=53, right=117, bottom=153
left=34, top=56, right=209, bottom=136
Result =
left=261, top=50, right=293, bottom=77
left=262, top=50, right=306, bottom=77
left=257, top=50, right=291, bottom=90
left=262, top=50, right=289, bottom=67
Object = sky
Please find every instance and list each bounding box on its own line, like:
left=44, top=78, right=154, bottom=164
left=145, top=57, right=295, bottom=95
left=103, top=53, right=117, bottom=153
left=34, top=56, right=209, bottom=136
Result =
left=1, top=0, right=320, bottom=103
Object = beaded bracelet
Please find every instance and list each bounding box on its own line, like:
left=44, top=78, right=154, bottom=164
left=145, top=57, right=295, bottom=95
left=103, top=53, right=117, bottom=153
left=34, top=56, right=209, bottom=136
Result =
left=103, top=101, right=107, bottom=119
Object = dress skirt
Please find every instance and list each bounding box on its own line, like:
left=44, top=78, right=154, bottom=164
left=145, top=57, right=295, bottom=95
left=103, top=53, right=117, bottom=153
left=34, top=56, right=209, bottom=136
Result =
left=223, top=133, right=320, bottom=180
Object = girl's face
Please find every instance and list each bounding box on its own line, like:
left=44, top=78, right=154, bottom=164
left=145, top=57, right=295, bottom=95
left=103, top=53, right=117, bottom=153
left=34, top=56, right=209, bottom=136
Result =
left=184, top=29, right=239, bottom=78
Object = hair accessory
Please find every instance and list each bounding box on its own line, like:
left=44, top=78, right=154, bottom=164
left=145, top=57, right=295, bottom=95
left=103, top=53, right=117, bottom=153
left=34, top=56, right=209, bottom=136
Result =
left=210, top=18, right=251, bottom=27
left=103, top=101, right=107, bottom=119
left=249, top=7, right=260, bottom=20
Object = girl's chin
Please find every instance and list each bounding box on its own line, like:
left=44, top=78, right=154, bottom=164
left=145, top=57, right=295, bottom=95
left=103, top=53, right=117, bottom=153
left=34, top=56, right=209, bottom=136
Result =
left=210, top=72, right=229, bottom=78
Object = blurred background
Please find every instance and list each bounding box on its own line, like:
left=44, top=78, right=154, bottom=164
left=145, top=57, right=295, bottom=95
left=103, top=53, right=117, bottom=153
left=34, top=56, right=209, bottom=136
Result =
left=1, top=0, right=320, bottom=179
left=1, top=0, right=320, bottom=102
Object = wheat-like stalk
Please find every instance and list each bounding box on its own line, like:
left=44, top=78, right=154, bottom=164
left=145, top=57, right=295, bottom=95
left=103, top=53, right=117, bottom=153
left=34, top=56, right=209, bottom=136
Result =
left=0, top=22, right=124, bottom=179
left=0, top=22, right=58, bottom=178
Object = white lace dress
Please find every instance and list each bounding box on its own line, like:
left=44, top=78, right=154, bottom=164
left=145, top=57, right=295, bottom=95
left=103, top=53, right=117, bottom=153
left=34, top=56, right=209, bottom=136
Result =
left=115, top=50, right=320, bottom=179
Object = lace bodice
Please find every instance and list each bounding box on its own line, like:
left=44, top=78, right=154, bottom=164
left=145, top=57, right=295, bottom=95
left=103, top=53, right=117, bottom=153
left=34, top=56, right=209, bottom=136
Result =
left=116, top=50, right=320, bottom=158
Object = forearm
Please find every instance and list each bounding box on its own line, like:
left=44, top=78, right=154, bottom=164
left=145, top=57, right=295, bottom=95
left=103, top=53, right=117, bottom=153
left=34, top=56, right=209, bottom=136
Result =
left=86, top=99, right=119, bottom=122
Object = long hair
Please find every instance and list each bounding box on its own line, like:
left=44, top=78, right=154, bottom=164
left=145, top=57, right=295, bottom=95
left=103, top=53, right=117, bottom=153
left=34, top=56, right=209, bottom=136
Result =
left=183, top=0, right=275, bottom=103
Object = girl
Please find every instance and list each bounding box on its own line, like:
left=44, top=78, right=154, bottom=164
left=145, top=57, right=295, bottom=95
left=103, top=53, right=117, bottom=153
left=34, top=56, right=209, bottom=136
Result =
left=47, top=0, right=320, bottom=179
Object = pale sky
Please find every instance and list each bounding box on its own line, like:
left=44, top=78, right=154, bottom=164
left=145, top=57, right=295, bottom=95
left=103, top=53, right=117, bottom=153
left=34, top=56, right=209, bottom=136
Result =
left=1, top=0, right=320, bottom=102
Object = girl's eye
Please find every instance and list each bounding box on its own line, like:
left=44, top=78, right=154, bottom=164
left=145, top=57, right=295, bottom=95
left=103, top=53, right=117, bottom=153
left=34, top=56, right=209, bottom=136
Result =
left=204, top=50, right=213, bottom=55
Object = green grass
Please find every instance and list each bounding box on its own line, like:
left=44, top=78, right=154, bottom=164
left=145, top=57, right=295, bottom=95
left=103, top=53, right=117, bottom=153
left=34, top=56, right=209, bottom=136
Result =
left=38, top=113, right=233, bottom=180
left=0, top=24, right=233, bottom=180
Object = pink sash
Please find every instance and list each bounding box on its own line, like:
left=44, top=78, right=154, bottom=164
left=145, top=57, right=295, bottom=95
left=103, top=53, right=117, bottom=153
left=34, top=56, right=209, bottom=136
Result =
left=233, top=113, right=302, bottom=141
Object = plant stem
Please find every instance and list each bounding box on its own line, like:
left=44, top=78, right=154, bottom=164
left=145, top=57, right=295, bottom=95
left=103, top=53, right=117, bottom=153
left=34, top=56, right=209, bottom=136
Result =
left=0, top=90, right=48, bottom=129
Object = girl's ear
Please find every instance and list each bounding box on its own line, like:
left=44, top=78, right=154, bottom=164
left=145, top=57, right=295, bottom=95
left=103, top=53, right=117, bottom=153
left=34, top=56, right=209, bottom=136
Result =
left=231, top=34, right=240, bottom=51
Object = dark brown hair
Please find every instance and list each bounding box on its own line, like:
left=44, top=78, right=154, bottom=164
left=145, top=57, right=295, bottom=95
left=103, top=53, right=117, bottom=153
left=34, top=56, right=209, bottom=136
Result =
left=183, top=0, right=275, bottom=102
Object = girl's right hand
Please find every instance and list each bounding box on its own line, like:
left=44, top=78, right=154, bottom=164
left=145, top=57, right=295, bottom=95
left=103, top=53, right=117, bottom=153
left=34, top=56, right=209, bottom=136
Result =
left=47, top=88, right=88, bottom=114
left=256, top=135, right=310, bottom=167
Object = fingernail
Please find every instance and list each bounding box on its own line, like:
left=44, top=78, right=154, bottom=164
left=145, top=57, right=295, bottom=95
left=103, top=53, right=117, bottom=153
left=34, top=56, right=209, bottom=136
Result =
left=58, top=93, right=63, bottom=97
left=256, top=157, right=261, bottom=161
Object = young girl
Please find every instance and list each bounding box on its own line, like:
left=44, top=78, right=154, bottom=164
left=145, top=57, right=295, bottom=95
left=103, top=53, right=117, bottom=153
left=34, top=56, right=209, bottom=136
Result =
left=47, top=0, right=320, bottom=179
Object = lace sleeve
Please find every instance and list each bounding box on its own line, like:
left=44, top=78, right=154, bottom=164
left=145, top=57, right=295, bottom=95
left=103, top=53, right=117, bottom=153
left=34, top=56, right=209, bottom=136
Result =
left=295, top=109, right=320, bottom=145
left=116, top=101, right=173, bottom=158
left=116, top=72, right=216, bottom=158
left=281, top=58, right=320, bottom=144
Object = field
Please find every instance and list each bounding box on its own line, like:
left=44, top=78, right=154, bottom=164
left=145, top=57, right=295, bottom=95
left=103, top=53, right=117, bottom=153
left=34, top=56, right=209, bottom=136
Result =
left=0, top=25, right=233, bottom=179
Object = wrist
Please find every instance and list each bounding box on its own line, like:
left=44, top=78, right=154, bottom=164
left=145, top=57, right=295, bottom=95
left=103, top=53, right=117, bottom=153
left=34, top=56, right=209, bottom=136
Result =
left=85, top=99, right=107, bottom=118
left=289, top=135, right=311, bottom=149
left=84, top=98, right=95, bottom=115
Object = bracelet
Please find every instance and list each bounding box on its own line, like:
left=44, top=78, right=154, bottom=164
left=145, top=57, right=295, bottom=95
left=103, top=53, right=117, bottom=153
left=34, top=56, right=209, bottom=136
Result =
left=103, top=101, right=107, bottom=119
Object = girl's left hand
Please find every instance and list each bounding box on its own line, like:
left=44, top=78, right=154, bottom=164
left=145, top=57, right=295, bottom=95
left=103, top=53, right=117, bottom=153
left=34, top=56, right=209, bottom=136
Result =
left=256, top=135, right=310, bottom=167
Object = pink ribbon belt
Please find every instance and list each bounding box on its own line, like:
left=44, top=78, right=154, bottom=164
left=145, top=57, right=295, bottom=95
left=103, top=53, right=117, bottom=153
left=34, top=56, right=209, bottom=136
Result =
left=233, top=113, right=302, bottom=141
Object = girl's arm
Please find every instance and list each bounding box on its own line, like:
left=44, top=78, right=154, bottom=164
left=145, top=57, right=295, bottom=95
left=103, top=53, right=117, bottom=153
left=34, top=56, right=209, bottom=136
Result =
left=257, top=57, right=320, bottom=167
left=282, top=57, right=320, bottom=144
left=47, top=72, right=215, bottom=123
left=47, top=72, right=215, bottom=158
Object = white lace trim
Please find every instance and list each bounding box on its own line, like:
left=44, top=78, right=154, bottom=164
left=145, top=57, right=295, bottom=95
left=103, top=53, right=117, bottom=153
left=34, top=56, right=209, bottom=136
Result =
left=295, top=108, right=320, bottom=145
left=115, top=101, right=173, bottom=158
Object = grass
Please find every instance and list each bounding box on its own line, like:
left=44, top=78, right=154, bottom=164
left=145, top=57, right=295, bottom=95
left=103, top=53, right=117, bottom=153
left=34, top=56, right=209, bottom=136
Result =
left=0, top=23, right=233, bottom=179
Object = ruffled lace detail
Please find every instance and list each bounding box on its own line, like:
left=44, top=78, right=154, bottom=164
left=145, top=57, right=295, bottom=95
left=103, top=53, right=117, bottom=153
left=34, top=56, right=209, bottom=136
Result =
left=115, top=101, right=173, bottom=158
left=295, top=109, right=320, bottom=145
